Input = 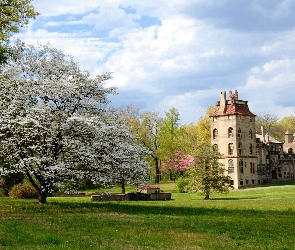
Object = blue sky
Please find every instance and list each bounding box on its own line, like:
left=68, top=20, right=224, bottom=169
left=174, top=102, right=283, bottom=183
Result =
left=15, top=0, right=295, bottom=123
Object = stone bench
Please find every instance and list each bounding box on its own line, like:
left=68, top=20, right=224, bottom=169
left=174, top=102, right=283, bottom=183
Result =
left=91, top=193, right=129, bottom=201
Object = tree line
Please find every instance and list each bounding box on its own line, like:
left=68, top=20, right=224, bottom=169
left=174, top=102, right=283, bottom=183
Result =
left=0, top=1, right=294, bottom=202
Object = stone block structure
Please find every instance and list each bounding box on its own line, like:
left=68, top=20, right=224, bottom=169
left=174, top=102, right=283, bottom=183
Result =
left=210, top=90, right=295, bottom=189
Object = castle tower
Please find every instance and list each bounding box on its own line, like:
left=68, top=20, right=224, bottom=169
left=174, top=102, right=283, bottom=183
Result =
left=210, top=90, right=257, bottom=189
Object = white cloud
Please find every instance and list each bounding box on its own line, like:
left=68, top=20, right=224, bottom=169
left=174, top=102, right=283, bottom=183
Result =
left=157, top=89, right=219, bottom=124
left=14, top=29, right=120, bottom=73
left=240, top=59, right=295, bottom=116
left=18, top=1, right=295, bottom=123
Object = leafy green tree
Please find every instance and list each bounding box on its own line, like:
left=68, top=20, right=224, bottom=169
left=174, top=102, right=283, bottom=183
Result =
left=278, top=115, right=295, bottom=131
left=180, top=106, right=213, bottom=155
left=0, top=0, right=38, bottom=63
left=255, top=112, right=295, bottom=142
left=185, top=144, right=233, bottom=200
left=159, top=107, right=181, bottom=160
left=123, top=106, right=163, bottom=183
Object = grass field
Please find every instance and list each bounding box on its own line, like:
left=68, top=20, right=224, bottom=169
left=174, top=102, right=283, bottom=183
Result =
left=1, top=183, right=295, bottom=249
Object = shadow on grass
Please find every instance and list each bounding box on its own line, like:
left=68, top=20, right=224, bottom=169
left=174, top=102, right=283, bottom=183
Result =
left=46, top=200, right=295, bottom=218
left=260, top=180, right=295, bottom=187
left=210, top=197, right=259, bottom=200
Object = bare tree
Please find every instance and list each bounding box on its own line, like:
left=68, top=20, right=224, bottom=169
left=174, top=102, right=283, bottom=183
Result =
left=255, top=112, right=279, bottom=135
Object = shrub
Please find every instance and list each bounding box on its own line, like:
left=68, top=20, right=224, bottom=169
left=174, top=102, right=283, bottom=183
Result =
left=9, top=182, right=39, bottom=199
left=176, top=177, right=189, bottom=193
left=0, top=188, right=5, bottom=197
left=0, top=173, right=24, bottom=196
left=128, top=192, right=151, bottom=201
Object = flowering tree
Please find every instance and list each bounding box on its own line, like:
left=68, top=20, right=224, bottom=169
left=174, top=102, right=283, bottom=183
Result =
left=90, top=110, right=150, bottom=194
left=162, top=150, right=194, bottom=179
left=0, top=40, right=149, bottom=203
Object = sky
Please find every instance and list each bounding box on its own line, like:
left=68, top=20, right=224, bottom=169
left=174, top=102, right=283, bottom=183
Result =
left=15, top=0, right=295, bottom=124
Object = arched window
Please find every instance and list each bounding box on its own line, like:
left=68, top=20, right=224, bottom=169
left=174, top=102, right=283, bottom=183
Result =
left=237, top=128, right=242, bottom=138
left=228, top=127, right=233, bottom=138
left=238, top=142, right=242, bottom=155
left=249, top=144, right=253, bottom=155
left=249, top=129, right=253, bottom=139
left=228, top=143, right=234, bottom=155
left=212, top=144, right=218, bottom=152
left=213, top=129, right=218, bottom=139
left=228, top=159, right=234, bottom=174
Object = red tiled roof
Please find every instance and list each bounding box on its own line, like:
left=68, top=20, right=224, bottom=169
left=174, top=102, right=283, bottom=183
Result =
left=211, top=103, right=255, bottom=117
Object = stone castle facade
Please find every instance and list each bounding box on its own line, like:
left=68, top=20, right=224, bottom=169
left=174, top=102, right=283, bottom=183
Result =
left=210, top=90, right=295, bottom=189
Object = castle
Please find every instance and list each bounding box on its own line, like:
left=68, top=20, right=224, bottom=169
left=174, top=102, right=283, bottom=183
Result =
left=210, top=90, right=295, bottom=189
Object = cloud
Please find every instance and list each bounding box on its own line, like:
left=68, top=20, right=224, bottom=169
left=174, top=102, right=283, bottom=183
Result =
left=241, top=59, right=295, bottom=116
left=156, top=89, right=218, bottom=124
left=18, top=1, right=295, bottom=123
left=13, top=29, right=120, bottom=73
left=184, top=0, right=295, bottom=32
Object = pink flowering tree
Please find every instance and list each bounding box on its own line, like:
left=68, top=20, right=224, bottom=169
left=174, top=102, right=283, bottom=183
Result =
left=162, top=150, right=194, bottom=180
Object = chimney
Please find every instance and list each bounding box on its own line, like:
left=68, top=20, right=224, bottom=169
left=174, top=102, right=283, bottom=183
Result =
left=234, top=90, right=238, bottom=99
left=218, top=91, right=226, bottom=115
left=285, top=130, right=293, bottom=143
left=265, top=133, right=269, bottom=143
left=261, top=126, right=266, bottom=142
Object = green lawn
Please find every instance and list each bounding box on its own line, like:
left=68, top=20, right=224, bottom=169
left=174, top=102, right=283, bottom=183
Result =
left=1, top=184, right=295, bottom=249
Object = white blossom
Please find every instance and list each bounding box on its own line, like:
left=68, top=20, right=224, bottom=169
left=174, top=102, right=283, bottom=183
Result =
left=0, top=40, right=150, bottom=203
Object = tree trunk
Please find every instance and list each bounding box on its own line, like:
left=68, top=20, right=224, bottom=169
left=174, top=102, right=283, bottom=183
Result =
left=38, top=191, right=48, bottom=204
left=154, top=158, right=161, bottom=183
left=204, top=193, right=210, bottom=200
left=121, top=179, right=125, bottom=194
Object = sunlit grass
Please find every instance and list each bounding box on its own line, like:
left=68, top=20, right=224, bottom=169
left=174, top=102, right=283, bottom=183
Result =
left=1, top=184, right=295, bottom=249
